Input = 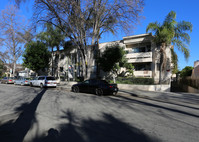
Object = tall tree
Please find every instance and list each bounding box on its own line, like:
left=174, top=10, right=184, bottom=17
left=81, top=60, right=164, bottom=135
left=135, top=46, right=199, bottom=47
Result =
left=0, top=4, right=27, bottom=76
left=36, top=23, right=65, bottom=76
left=98, top=44, right=134, bottom=78
left=180, top=66, right=193, bottom=78
left=0, top=60, right=5, bottom=77
left=146, top=11, right=192, bottom=84
left=23, top=41, right=51, bottom=74
left=15, top=0, right=144, bottom=79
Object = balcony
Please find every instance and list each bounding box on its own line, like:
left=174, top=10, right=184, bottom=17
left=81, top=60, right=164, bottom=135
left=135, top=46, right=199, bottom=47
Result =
left=134, top=70, right=152, bottom=77
left=125, top=52, right=152, bottom=63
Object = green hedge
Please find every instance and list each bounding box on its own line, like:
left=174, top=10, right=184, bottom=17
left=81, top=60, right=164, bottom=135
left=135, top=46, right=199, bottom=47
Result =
left=111, top=77, right=154, bottom=85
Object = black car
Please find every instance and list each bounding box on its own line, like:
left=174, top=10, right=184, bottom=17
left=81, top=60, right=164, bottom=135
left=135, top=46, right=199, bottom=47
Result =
left=71, top=79, right=118, bottom=96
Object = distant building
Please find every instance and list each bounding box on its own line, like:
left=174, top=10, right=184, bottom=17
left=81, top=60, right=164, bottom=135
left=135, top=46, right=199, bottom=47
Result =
left=17, top=68, right=36, bottom=78
left=4, top=64, right=24, bottom=77
left=192, top=60, right=199, bottom=78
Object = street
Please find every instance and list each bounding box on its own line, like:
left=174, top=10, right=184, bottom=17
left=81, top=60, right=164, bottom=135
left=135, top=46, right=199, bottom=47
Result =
left=0, top=84, right=199, bottom=142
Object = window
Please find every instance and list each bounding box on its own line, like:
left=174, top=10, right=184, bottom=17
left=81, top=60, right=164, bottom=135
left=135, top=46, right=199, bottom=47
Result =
left=146, top=45, right=151, bottom=52
left=60, top=67, right=63, bottom=72
left=38, top=77, right=45, bottom=80
left=90, top=79, right=98, bottom=85
left=134, top=63, right=151, bottom=71
left=139, top=47, right=145, bottom=52
left=46, top=77, right=55, bottom=80
left=83, top=80, right=89, bottom=84
left=132, top=47, right=146, bottom=53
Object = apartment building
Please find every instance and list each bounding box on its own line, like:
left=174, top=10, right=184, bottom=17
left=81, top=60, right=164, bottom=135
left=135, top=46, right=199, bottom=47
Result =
left=50, top=33, right=172, bottom=84
left=99, top=33, right=172, bottom=84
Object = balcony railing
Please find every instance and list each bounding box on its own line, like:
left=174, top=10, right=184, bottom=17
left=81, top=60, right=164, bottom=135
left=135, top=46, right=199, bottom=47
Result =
left=125, top=52, right=152, bottom=63
left=134, top=70, right=152, bottom=77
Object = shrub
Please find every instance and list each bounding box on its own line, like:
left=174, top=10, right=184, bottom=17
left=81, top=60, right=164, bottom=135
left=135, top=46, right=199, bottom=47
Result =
left=112, top=77, right=154, bottom=85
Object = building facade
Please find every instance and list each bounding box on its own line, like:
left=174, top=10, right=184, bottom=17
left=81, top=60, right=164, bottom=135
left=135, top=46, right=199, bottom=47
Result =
left=99, top=34, right=172, bottom=84
left=50, top=33, right=173, bottom=84
left=192, top=60, right=199, bottom=78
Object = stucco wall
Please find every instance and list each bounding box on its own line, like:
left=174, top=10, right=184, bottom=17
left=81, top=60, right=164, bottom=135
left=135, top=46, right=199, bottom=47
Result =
left=118, top=84, right=170, bottom=92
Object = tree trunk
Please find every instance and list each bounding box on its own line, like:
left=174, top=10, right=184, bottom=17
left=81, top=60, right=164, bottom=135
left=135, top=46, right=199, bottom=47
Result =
left=159, top=43, right=167, bottom=84
left=13, top=57, right=16, bottom=77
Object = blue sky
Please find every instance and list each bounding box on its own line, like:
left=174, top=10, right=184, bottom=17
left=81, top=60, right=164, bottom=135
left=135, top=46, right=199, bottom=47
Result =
left=0, top=0, right=198, bottom=70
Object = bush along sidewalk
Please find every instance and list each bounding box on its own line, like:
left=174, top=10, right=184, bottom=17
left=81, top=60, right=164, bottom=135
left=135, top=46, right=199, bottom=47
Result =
left=109, top=77, right=154, bottom=85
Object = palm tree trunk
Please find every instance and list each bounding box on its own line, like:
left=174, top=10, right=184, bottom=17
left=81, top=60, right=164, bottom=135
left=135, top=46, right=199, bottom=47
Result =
left=159, top=43, right=167, bottom=84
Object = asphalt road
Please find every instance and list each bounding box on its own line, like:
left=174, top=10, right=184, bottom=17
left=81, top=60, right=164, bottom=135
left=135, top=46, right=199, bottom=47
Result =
left=0, top=84, right=199, bottom=142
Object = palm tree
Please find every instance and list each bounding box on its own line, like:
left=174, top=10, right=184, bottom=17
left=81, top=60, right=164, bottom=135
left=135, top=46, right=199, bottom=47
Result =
left=36, top=23, right=65, bottom=77
left=146, top=11, right=192, bottom=84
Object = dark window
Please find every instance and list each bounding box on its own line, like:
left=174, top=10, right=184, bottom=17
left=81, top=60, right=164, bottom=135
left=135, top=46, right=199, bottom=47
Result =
left=60, top=67, right=63, bottom=72
left=100, top=80, right=108, bottom=84
left=139, top=47, right=145, bottom=52
left=60, top=54, right=65, bottom=59
left=46, top=77, right=55, bottom=80
left=146, top=45, right=151, bottom=52
left=38, top=77, right=45, bottom=80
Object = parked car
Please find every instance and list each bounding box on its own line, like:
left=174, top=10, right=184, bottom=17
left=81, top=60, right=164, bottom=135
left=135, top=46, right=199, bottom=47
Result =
left=0, top=77, right=16, bottom=84
left=14, top=77, right=31, bottom=86
left=30, top=76, right=57, bottom=88
left=71, top=79, right=118, bottom=95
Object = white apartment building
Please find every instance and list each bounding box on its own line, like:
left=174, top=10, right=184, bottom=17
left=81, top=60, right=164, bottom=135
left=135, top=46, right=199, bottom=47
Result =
left=51, top=33, right=172, bottom=84
left=99, top=33, right=172, bottom=84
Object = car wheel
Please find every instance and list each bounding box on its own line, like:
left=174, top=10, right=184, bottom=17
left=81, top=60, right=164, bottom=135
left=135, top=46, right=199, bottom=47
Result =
left=96, top=88, right=103, bottom=96
left=112, top=92, right=117, bottom=96
left=30, top=83, right=33, bottom=87
left=40, top=83, right=44, bottom=88
left=73, top=86, right=79, bottom=93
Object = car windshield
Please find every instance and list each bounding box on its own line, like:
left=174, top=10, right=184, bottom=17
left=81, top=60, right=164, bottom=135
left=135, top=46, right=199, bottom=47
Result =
left=46, top=77, right=55, bottom=80
left=100, top=80, right=109, bottom=84
left=9, top=77, right=15, bottom=79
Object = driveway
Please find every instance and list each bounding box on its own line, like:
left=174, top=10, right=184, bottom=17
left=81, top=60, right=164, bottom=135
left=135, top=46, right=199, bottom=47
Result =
left=0, top=84, right=199, bottom=142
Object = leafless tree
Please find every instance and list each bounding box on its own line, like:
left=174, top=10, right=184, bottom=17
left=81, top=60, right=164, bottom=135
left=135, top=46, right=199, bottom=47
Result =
left=15, top=0, right=144, bottom=79
left=0, top=4, right=28, bottom=76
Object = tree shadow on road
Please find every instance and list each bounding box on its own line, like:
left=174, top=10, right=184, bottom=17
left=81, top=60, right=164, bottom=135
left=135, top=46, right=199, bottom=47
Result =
left=119, top=90, right=199, bottom=110
left=0, top=89, right=46, bottom=142
left=112, top=94, right=199, bottom=119
left=32, top=109, right=159, bottom=142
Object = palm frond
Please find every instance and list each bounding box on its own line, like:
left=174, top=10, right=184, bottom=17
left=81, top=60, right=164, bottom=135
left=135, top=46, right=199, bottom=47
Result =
left=177, top=21, right=193, bottom=32
left=174, top=32, right=190, bottom=44
left=146, top=22, right=160, bottom=33
left=163, top=11, right=176, bottom=25
left=172, top=39, right=190, bottom=59
left=170, top=48, right=178, bottom=74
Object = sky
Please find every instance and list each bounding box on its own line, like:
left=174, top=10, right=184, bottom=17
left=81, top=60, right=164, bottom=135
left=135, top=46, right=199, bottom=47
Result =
left=0, top=0, right=198, bottom=70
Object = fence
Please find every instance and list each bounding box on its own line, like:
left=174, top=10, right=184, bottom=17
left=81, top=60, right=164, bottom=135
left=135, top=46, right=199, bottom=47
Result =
left=180, top=76, right=199, bottom=90
left=171, top=76, right=199, bottom=93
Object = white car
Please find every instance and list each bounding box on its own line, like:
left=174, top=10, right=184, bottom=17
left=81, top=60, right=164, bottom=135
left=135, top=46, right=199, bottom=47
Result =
left=30, top=76, right=57, bottom=88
